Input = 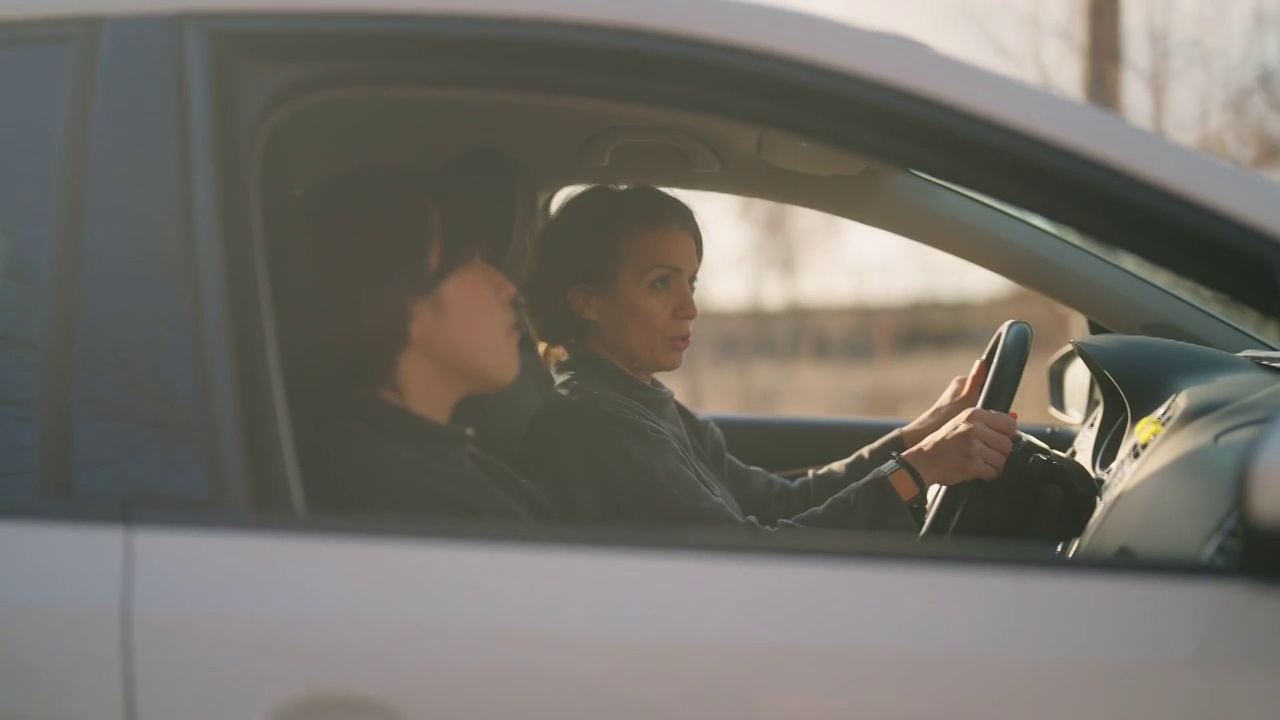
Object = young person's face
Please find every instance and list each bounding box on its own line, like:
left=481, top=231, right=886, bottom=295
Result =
left=574, top=226, right=699, bottom=381
left=403, top=208, right=521, bottom=398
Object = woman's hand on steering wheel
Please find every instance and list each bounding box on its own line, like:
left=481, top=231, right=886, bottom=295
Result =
left=900, top=358, right=988, bottom=448
left=900, top=408, right=1019, bottom=487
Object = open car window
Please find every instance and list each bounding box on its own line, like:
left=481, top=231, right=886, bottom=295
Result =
left=551, top=185, right=1087, bottom=424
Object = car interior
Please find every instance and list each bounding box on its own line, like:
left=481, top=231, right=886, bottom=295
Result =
left=243, top=82, right=1279, bottom=568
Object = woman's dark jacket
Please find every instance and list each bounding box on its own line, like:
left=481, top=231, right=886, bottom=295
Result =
left=520, top=353, right=917, bottom=532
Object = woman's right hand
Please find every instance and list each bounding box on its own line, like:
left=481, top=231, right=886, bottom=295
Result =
left=900, top=408, right=1018, bottom=486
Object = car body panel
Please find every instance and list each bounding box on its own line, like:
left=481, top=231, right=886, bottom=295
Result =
left=132, top=524, right=1280, bottom=719
left=0, top=519, right=126, bottom=720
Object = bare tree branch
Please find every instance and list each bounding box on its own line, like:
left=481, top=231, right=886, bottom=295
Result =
left=972, top=0, right=1280, bottom=174
left=1141, top=0, right=1171, bottom=134
left=963, top=0, right=1079, bottom=96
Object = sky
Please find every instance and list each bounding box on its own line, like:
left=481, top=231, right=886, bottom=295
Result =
left=640, top=0, right=1279, bottom=312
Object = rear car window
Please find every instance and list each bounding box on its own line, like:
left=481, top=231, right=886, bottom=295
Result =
left=69, top=22, right=213, bottom=502
left=0, top=37, right=72, bottom=499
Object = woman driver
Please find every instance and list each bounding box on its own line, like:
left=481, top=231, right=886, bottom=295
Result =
left=520, top=184, right=1017, bottom=530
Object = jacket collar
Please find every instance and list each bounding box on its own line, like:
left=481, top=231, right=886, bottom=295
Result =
left=554, top=351, right=675, bottom=412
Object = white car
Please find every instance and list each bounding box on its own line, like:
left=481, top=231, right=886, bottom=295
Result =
left=2, top=1, right=1280, bottom=718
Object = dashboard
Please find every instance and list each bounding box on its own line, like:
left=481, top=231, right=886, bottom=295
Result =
left=1060, top=335, right=1279, bottom=566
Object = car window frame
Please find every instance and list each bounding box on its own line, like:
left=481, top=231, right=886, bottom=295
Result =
left=914, top=171, right=1280, bottom=350
left=185, top=13, right=1279, bottom=573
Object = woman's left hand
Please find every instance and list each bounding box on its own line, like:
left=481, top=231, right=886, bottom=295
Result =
left=900, top=358, right=986, bottom=448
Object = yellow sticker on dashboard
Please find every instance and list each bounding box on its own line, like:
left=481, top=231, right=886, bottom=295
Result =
left=1135, top=415, right=1165, bottom=445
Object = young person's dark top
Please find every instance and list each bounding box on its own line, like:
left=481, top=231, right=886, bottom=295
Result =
left=521, top=352, right=917, bottom=532
left=328, top=394, right=556, bottom=522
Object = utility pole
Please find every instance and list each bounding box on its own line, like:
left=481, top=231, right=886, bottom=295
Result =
left=1084, top=0, right=1124, bottom=112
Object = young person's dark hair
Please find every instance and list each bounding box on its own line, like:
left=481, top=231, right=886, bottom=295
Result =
left=304, top=166, right=481, bottom=394
left=522, top=184, right=702, bottom=364
left=434, top=147, right=530, bottom=270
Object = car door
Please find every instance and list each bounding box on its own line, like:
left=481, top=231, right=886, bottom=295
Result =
left=130, top=521, right=1280, bottom=719
left=126, top=8, right=1280, bottom=720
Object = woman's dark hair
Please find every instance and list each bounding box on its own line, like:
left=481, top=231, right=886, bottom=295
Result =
left=303, top=166, right=482, bottom=393
left=523, top=184, right=702, bottom=362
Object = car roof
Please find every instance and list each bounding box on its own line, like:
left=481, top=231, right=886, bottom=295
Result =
left=6, top=0, right=1279, bottom=241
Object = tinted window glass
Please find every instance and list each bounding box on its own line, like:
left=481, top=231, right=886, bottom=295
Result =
left=0, top=40, right=71, bottom=499
left=71, top=23, right=211, bottom=502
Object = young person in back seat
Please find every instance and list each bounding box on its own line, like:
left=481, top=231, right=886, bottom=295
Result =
left=440, top=147, right=553, bottom=469
left=305, top=167, right=555, bottom=521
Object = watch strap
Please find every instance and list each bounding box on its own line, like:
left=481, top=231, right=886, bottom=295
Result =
left=890, top=451, right=928, bottom=508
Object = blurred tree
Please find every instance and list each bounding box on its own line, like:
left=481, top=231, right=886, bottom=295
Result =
left=738, top=198, right=796, bottom=410
left=733, top=197, right=848, bottom=411
left=969, top=0, right=1280, bottom=176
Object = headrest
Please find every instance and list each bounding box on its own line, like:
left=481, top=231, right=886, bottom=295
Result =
left=436, top=147, right=538, bottom=280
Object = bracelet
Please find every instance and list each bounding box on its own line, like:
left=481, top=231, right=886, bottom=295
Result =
left=891, top=451, right=928, bottom=497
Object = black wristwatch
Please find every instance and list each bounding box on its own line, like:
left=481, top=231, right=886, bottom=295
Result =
left=888, top=451, right=928, bottom=510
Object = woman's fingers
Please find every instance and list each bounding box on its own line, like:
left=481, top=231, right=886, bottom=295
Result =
left=977, top=446, right=1007, bottom=480
left=973, top=424, right=1014, bottom=456
left=905, top=407, right=1020, bottom=487
left=959, top=410, right=1017, bottom=482
left=960, top=358, right=986, bottom=400
left=969, top=408, right=1017, bottom=436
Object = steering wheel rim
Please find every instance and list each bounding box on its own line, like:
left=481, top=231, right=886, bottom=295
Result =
left=919, top=319, right=1033, bottom=538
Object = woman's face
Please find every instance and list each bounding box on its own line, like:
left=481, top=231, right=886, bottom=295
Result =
left=576, top=226, right=700, bottom=381
left=407, top=256, right=521, bottom=397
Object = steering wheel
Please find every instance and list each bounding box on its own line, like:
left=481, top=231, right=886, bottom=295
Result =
left=919, top=319, right=1033, bottom=538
